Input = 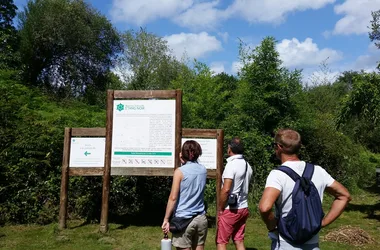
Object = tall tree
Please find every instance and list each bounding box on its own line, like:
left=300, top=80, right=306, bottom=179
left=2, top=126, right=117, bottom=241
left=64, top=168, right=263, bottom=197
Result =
left=369, top=10, right=380, bottom=69
left=18, top=0, right=122, bottom=100
left=0, top=0, right=19, bottom=69
left=230, top=37, right=302, bottom=134
left=117, top=28, right=183, bottom=90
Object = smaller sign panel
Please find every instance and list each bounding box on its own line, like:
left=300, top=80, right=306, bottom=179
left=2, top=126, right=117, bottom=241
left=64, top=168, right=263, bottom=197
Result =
left=69, top=138, right=106, bottom=167
left=181, top=138, right=217, bottom=169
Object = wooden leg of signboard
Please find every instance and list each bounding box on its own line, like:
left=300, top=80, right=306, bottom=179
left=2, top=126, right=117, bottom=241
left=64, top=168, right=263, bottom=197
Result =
left=59, top=127, right=71, bottom=230
left=215, top=129, right=224, bottom=236
left=100, top=90, right=114, bottom=233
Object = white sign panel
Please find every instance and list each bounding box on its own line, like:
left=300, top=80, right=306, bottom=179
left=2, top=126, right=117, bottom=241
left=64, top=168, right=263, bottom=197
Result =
left=69, top=138, right=106, bottom=167
left=111, top=99, right=176, bottom=168
left=181, top=138, right=217, bottom=169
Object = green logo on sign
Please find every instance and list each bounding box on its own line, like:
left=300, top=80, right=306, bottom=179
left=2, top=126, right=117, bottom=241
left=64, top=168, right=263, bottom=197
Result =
left=84, top=151, right=91, bottom=156
left=116, top=103, right=124, bottom=111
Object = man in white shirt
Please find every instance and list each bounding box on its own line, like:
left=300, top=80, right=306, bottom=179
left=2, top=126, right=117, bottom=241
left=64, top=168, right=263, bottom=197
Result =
left=259, top=129, right=351, bottom=250
left=217, top=137, right=253, bottom=250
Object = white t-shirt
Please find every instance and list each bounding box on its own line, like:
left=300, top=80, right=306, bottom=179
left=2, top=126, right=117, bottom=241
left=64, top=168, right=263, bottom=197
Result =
left=265, top=161, right=335, bottom=244
left=222, top=154, right=253, bottom=209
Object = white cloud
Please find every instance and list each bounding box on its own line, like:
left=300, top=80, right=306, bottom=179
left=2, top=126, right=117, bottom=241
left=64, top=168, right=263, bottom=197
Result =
left=111, top=0, right=336, bottom=30
left=230, top=37, right=343, bottom=76
left=333, top=0, right=380, bottom=35
left=164, top=32, right=222, bottom=60
left=210, top=62, right=226, bottom=75
left=226, top=0, right=335, bottom=24
left=174, top=1, right=227, bottom=30
left=302, top=43, right=380, bottom=85
left=322, top=30, right=332, bottom=39
left=352, top=43, right=380, bottom=71
left=368, top=42, right=379, bottom=53
left=218, top=32, right=229, bottom=43
left=353, top=55, right=379, bottom=71
left=276, top=38, right=343, bottom=68
left=110, top=0, right=192, bottom=25
left=231, top=61, right=243, bottom=75
left=305, top=69, right=341, bottom=85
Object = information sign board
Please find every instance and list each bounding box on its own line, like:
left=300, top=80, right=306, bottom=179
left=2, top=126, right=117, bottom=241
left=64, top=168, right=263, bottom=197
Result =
left=111, top=99, right=176, bottom=168
left=181, top=138, right=217, bottom=169
left=69, top=137, right=105, bottom=167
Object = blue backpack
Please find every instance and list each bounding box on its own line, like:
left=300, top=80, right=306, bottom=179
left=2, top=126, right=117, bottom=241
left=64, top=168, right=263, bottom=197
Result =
left=276, top=163, right=324, bottom=245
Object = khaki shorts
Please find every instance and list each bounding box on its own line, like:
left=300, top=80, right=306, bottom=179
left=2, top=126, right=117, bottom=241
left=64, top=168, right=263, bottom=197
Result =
left=172, top=214, right=208, bottom=248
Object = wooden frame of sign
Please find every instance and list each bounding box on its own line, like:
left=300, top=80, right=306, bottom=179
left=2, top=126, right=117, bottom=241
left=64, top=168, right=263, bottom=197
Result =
left=58, top=127, right=224, bottom=231
left=58, top=127, right=106, bottom=230
left=99, top=90, right=182, bottom=233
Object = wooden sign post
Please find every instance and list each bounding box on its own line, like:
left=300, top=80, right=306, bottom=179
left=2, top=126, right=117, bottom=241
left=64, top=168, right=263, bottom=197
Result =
left=58, top=127, right=106, bottom=229
left=58, top=127, right=224, bottom=231
left=58, top=91, right=225, bottom=232
left=99, top=90, right=182, bottom=233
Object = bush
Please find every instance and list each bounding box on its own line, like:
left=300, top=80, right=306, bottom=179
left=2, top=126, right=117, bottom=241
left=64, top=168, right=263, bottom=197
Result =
left=0, top=72, right=105, bottom=224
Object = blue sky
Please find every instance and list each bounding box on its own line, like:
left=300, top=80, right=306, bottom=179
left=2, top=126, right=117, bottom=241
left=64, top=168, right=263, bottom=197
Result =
left=14, top=0, right=380, bottom=83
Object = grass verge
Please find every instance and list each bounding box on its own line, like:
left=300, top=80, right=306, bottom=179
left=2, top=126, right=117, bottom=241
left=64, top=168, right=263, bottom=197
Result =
left=0, top=192, right=379, bottom=250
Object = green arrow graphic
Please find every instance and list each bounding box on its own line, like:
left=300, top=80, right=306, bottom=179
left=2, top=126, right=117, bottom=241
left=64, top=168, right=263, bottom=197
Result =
left=84, top=151, right=91, bottom=156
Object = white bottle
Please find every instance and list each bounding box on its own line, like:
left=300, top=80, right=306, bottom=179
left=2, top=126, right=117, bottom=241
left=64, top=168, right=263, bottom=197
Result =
left=161, top=234, right=172, bottom=250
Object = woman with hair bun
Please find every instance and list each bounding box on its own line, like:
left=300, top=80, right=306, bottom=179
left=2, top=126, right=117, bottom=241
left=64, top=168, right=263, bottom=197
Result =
left=162, top=140, right=208, bottom=250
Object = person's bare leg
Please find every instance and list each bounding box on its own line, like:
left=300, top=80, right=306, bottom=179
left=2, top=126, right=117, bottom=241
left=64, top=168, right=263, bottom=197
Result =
left=194, top=245, right=204, bottom=250
left=217, top=243, right=227, bottom=250
left=234, top=240, right=245, bottom=250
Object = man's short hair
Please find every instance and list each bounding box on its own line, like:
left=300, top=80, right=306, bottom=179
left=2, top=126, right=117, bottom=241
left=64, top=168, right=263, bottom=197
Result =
left=229, top=137, right=244, bottom=154
left=274, top=129, right=301, bottom=155
left=181, top=140, right=202, bottom=162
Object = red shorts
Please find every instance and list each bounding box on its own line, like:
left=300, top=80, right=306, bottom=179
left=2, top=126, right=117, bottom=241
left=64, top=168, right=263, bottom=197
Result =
left=216, top=208, right=249, bottom=244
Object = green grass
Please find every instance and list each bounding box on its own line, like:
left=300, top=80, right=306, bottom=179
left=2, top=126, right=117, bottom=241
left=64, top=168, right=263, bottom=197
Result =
left=0, top=192, right=379, bottom=250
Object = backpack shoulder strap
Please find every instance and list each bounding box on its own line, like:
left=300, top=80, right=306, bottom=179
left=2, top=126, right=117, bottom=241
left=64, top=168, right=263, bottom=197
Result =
left=302, top=163, right=315, bottom=179
left=274, top=166, right=299, bottom=213
left=276, top=166, right=300, bottom=182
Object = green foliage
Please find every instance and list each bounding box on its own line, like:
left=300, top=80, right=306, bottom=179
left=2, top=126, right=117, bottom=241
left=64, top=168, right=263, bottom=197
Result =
left=204, top=179, right=217, bottom=207
left=216, top=37, right=304, bottom=207
left=108, top=176, right=139, bottom=216
left=369, top=10, right=380, bottom=69
left=18, top=0, right=122, bottom=101
left=356, top=151, right=380, bottom=189
left=0, top=0, right=19, bottom=69
left=299, top=114, right=360, bottom=188
left=1, top=11, right=379, bottom=226
left=0, top=71, right=105, bottom=224
left=172, top=61, right=237, bottom=129
left=302, top=122, right=377, bottom=192
left=67, top=177, right=103, bottom=221
left=0, top=68, right=172, bottom=224
left=338, top=72, right=380, bottom=124
left=294, top=71, right=379, bottom=190
left=337, top=72, right=380, bottom=152
left=118, top=28, right=183, bottom=90
left=230, top=37, right=303, bottom=134
left=83, top=71, right=126, bottom=108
